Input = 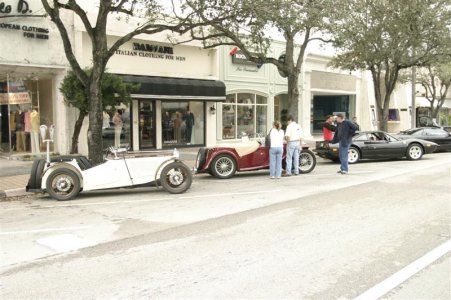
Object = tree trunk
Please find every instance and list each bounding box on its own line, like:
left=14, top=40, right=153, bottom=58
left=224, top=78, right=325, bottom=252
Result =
left=70, top=110, right=88, bottom=154
left=287, top=72, right=300, bottom=121
left=378, top=106, right=389, bottom=132
left=87, top=68, right=104, bottom=165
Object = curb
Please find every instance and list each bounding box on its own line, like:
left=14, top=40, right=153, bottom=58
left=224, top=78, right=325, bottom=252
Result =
left=0, top=188, right=30, bottom=199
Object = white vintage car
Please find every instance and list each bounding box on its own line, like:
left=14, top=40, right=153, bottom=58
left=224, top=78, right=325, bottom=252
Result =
left=26, top=147, right=193, bottom=201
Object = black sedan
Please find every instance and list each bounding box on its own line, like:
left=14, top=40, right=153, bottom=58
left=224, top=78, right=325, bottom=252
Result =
left=315, top=131, right=438, bottom=164
left=393, top=127, right=451, bottom=152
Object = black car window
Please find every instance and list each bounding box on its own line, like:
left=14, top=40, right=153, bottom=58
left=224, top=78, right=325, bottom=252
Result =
left=411, top=129, right=424, bottom=136
left=385, top=134, right=398, bottom=142
left=424, top=128, right=447, bottom=137
left=354, top=134, right=368, bottom=141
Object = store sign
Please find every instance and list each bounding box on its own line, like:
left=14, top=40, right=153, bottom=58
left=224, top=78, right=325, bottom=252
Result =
left=0, top=0, right=32, bottom=14
left=115, top=42, right=186, bottom=61
left=231, top=51, right=259, bottom=66
left=0, top=92, right=31, bottom=105
left=0, top=22, right=49, bottom=39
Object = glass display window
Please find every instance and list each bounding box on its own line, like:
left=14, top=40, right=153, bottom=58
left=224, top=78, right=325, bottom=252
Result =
left=161, top=101, right=205, bottom=147
left=221, top=93, right=268, bottom=139
left=102, top=104, right=132, bottom=149
left=0, top=76, right=53, bottom=155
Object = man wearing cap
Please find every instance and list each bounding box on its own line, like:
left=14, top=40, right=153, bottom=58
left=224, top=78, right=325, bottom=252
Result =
left=284, top=115, right=302, bottom=176
left=331, top=113, right=358, bottom=174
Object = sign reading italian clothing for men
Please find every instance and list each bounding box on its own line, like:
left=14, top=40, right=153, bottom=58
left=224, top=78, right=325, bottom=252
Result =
left=115, top=42, right=186, bottom=61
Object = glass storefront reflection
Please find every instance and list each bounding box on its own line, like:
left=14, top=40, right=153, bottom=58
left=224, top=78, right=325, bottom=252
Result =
left=221, top=93, right=268, bottom=139
left=161, top=101, right=204, bottom=147
left=0, top=77, right=54, bottom=155
left=102, top=105, right=131, bottom=148
left=138, top=101, right=155, bottom=149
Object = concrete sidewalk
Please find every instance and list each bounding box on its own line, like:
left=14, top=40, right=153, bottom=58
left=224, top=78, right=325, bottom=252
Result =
left=0, top=148, right=200, bottom=199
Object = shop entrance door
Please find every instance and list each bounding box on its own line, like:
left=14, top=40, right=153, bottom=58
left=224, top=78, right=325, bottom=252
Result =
left=138, top=101, right=156, bottom=149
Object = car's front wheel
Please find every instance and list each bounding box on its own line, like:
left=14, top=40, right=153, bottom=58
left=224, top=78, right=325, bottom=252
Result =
left=211, top=154, right=237, bottom=179
left=299, top=150, right=316, bottom=173
left=348, top=147, right=360, bottom=164
left=406, top=143, right=424, bottom=160
left=46, top=168, right=80, bottom=201
left=160, top=162, right=193, bottom=194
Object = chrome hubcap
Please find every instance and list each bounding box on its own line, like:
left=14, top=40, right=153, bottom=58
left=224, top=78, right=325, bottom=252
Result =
left=348, top=149, right=359, bottom=163
left=168, top=170, right=184, bottom=186
left=409, top=146, right=422, bottom=159
left=54, top=176, right=72, bottom=193
left=299, top=153, right=313, bottom=171
left=215, top=157, right=233, bottom=176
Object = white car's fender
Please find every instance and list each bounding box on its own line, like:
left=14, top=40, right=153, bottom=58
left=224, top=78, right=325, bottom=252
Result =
left=41, top=161, right=83, bottom=190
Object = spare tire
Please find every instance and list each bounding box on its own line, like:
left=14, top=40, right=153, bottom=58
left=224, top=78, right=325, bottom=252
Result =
left=26, top=159, right=46, bottom=191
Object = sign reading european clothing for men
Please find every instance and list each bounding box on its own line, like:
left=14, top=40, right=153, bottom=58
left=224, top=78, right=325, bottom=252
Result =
left=0, top=0, right=49, bottom=40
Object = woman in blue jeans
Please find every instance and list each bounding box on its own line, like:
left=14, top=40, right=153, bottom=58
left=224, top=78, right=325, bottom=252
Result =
left=269, top=121, right=285, bottom=179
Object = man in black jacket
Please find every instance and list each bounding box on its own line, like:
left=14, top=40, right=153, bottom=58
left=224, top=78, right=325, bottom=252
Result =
left=332, top=113, right=358, bottom=174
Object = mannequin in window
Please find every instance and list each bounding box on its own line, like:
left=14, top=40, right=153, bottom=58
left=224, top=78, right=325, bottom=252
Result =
left=162, top=111, right=171, bottom=142
left=24, top=109, right=31, bottom=151
left=173, top=111, right=182, bottom=144
left=30, top=108, right=40, bottom=153
left=15, top=108, right=26, bottom=152
left=112, top=109, right=123, bottom=148
left=183, top=108, right=195, bottom=145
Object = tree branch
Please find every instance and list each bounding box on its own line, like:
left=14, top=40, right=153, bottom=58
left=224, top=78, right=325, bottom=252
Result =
left=41, top=0, right=89, bottom=85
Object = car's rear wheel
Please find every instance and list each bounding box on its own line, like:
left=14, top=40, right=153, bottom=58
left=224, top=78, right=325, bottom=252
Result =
left=46, top=168, right=80, bottom=201
left=406, top=143, right=423, bottom=160
left=160, top=162, right=193, bottom=194
left=211, top=154, right=237, bottom=179
left=348, top=147, right=360, bottom=164
left=299, top=150, right=316, bottom=173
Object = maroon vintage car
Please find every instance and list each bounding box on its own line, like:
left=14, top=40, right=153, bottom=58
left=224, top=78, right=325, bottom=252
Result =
left=195, top=140, right=316, bottom=179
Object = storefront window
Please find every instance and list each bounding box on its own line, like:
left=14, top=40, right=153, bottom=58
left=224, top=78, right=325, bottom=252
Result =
left=388, top=109, right=400, bottom=121
left=221, top=93, right=268, bottom=139
left=161, top=101, right=205, bottom=147
left=102, top=105, right=131, bottom=149
left=0, top=77, right=53, bottom=155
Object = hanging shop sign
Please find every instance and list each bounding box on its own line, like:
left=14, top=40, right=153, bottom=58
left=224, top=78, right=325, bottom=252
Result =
left=230, top=49, right=263, bottom=72
left=115, top=42, right=186, bottom=61
left=0, top=22, right=49, bottom=40
left=0, top=92, right=31, bottom=105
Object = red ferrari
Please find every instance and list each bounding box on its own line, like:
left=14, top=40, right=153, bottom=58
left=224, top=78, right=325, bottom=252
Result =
left=195, top=140, right=316, bottom=179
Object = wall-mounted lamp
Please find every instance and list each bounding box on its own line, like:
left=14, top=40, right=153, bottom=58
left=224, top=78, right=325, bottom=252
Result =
left=209, top=105, right=216, bottom=115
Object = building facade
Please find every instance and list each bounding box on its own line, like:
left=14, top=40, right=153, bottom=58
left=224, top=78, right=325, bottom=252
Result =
left=2, top=1, right=447, bottom=158
left=0, top=0, right=72, bottom=156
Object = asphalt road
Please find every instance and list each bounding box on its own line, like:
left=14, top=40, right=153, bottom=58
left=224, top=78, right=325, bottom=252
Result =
left=1, top=153, right=450, bottom=299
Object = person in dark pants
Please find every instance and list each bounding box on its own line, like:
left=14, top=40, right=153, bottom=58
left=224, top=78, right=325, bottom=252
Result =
left=184, top=108, right=195, bottom=144
left=332, top=113, right=358, bottom=174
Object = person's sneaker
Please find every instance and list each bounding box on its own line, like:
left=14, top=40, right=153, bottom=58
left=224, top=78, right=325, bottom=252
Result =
left=337, top=170, right=343, bottom=173
left=294, top=173, right=300, bottom=176
left=283, top=173, right=292, bottom=177
left=276, top=177, right=281, bottom=179
left=270, top=176, right=276, bottom=179
left=340, top=171, right=348, bottom=175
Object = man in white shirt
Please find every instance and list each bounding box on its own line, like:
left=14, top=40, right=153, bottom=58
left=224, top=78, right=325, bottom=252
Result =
left=284, top=115, right=302, bottom=176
